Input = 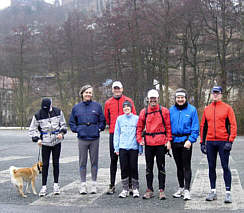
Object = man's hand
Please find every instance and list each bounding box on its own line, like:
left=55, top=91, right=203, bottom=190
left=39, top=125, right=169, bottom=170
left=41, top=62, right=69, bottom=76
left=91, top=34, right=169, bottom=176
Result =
left=166, top=141, right=171, bottom=150
left=140, top=141, right=145, bottom=146
left=224, top=142, right=232, bottom=151
left=201, top=143, right=207, bottom=154
left=37, top=139, right=42, bottom=147
left=115, top=152, right=119, bottom=156
left=184, top=140, right=191, bottom=149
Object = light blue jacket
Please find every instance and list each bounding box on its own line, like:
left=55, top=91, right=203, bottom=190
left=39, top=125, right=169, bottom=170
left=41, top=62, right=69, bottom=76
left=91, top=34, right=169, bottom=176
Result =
left=114, top=113, right=143, bottom=153
left=169, top=103, right=199, bottom=143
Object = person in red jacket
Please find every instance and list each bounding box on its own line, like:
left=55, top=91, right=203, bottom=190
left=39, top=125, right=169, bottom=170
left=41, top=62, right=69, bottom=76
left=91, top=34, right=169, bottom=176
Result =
left=137, top=89, right=172, bottom=200
left=104, top=81, right=136, bottom=194
left=200, top=86, right=237, bottom=204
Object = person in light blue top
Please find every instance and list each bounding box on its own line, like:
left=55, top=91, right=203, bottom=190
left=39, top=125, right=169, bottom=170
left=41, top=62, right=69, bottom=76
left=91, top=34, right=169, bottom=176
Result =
left=114, top=100, right=142, bottom=198
left=169, top=88, right=199, bottom=201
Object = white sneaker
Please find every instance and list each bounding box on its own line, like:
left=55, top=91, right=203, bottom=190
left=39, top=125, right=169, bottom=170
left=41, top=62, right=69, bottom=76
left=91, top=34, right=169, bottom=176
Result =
left=90, top=182, right=97, bottom=194
left=53, top=184, right=60, bottom=195
left=132, top=189, right=140, bottom=198
left=79, top=182, right=87, bottom=195
left=39, top=186, right=47, bottom=197
left=183, top=190, right=191, bottom=200
left=173, top=187, right=184, bottom=198
left=119, top=190, right=129, bottom=198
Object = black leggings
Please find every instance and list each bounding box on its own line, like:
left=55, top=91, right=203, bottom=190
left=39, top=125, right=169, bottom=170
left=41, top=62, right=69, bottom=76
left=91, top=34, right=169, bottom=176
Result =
left=41, top=143, right=61, bottom=185
left=172, top=142, right=192, bottom=190
left=119, top=149, right=139, bottom=180
left=109, top=134, right=132, bottom=187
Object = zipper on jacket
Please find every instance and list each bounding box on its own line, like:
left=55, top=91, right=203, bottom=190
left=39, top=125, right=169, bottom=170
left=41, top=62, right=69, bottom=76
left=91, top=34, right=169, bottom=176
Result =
left=117, top=99, right=120, bottom=115
left=177, top=110, right=181, bottom=135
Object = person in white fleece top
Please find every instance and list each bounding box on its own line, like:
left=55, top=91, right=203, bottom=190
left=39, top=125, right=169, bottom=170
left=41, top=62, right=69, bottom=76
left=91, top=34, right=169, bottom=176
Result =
left=113, top=100, right=143, bottom=198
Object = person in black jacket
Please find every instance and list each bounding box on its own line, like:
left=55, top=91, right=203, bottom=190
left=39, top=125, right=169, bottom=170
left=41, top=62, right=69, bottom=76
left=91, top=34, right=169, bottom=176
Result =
left=69, top=85, right=106, bottom=195
left=29, top=98, right=67, bottom=197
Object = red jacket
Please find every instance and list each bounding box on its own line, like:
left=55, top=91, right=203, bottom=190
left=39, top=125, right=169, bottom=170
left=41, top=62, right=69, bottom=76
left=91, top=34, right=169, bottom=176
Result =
left=136, top=104, right=172, bottom=146
left=104, top=95, right=136, bottom=133
left=200, top=101, right=237, bottom=143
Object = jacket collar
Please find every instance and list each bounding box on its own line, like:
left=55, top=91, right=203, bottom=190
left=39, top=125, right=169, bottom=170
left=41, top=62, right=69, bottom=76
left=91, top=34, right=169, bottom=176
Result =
left=148, top=104, right=160, bottom=112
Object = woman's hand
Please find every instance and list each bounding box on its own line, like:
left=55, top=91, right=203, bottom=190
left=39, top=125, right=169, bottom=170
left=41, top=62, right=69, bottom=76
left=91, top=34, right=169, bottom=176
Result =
left=37, top=139, right=42, bottom=147
left=56, top=133, right=64, bottom=140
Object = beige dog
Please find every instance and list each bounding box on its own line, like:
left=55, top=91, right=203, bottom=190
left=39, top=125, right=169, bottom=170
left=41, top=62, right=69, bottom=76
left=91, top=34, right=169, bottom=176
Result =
left=9, top=161, right=43, bottom=198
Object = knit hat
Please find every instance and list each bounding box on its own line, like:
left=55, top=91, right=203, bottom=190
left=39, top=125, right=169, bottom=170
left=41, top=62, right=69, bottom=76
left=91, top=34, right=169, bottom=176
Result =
left=123, top=100, right=132, bottom=109
left=175, top=88, right=187, bottom=98
left=79, top=84, right=92, bottom=97
left=41, top=98, right=51, bottom=111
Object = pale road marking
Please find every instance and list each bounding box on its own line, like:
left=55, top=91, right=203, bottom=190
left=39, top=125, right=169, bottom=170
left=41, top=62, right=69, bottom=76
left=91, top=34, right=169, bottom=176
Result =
left=58, top=155, right=145, bottom=165
left=0, top=156, right=32, bottom=184
left=200, top=155, right=234, bottom=165
left=0, top=156, right=32, bottom=162
left=138, top=155, right=146, bottom=165
left=0, top=156, right=78, bottom=184
left=30, top=168, right=121, bottom=207
left=51, top=156, right=78, bottom=164
left=185, top=169, right=244, bottom=210
left=0, top=169, right=10, bottom=184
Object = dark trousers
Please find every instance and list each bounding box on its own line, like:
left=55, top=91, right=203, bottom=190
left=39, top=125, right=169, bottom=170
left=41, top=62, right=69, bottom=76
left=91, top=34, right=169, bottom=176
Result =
left=145, top=145, right=166, bottom=191
left=119, top=149, right=139, bottom=180
left=172, top=142, right=192, bottom=190
left=206, top=141, right=231, bottom=191
left=109, top=134, right=132, bottom=187
left=41, top=143, right=61, bottom=185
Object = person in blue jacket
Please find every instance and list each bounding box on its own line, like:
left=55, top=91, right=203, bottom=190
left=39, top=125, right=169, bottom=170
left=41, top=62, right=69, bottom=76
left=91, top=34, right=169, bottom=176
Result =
left=69, top=84, right=106, bottom=195
left=169, top=88, right=199, bottom=200
left=114, top=100, right=143, bottom=198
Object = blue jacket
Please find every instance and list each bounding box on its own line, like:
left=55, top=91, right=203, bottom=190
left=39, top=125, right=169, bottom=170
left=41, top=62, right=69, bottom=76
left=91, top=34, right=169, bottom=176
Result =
left=114, top=113, right=143, bottom=153
left=169, top=103, right=199, bottom=143
left=69, top=101, right=106, bottom=141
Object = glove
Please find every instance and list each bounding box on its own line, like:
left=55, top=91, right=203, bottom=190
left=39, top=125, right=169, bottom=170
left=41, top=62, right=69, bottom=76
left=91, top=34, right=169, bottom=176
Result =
left=224, top=142, right=232, bottom=151
left=201, top=143, right=207, bottom=154
left=32, top=136, right=39, bottom=142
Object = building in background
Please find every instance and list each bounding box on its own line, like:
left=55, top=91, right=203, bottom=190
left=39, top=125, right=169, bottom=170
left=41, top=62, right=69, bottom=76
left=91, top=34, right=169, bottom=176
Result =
left=0, top=76, right=16, bottom=126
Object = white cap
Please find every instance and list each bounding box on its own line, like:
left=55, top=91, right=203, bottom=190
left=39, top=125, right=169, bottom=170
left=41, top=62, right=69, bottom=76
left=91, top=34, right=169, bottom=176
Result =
left=147, top=89, right=159, bottom=98
left=112, top=81, right=123, bottom=88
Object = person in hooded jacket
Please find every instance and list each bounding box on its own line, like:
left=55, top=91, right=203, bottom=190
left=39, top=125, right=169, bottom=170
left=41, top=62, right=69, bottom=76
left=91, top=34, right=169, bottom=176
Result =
left=169, top=88, right=199, bottom=200
left=29, top=98, right=67, bottom=197
left=69, top=85, right=106, bottom=195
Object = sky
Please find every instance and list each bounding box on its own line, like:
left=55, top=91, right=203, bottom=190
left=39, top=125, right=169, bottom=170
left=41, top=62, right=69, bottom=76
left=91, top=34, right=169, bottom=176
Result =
left=0, top=0, right=56, bottom=10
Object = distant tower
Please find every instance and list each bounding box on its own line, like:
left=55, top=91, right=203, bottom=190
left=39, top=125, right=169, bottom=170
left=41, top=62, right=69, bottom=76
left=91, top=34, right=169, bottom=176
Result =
left=54, top=0, right=60, bottom=7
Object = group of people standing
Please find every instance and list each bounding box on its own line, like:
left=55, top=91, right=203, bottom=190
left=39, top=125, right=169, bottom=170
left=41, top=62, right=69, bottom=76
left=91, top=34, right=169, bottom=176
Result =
left=28, top=81, right=237, bottom=204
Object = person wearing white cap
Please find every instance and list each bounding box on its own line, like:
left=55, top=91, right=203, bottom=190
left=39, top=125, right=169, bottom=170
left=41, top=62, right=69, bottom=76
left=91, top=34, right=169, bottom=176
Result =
left=170, top=88, right=199, bottom=200
left=104, top=81, right=137, bottom=194
left=136, top=89, right=172, bottom=200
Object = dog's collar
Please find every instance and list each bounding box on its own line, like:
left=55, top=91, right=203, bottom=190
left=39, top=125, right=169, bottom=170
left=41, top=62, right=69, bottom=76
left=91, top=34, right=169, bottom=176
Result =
left=37, top=163, right=42, bottom=174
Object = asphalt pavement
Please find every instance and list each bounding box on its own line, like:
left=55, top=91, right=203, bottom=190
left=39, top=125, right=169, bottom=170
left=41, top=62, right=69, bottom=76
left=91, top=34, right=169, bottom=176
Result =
left=0, top=129, right=244, bottom=213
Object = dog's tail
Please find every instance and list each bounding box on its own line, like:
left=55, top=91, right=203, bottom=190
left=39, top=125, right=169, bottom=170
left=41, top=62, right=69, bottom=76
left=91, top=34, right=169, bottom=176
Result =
left=9, top=166, right=18, bottom=185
